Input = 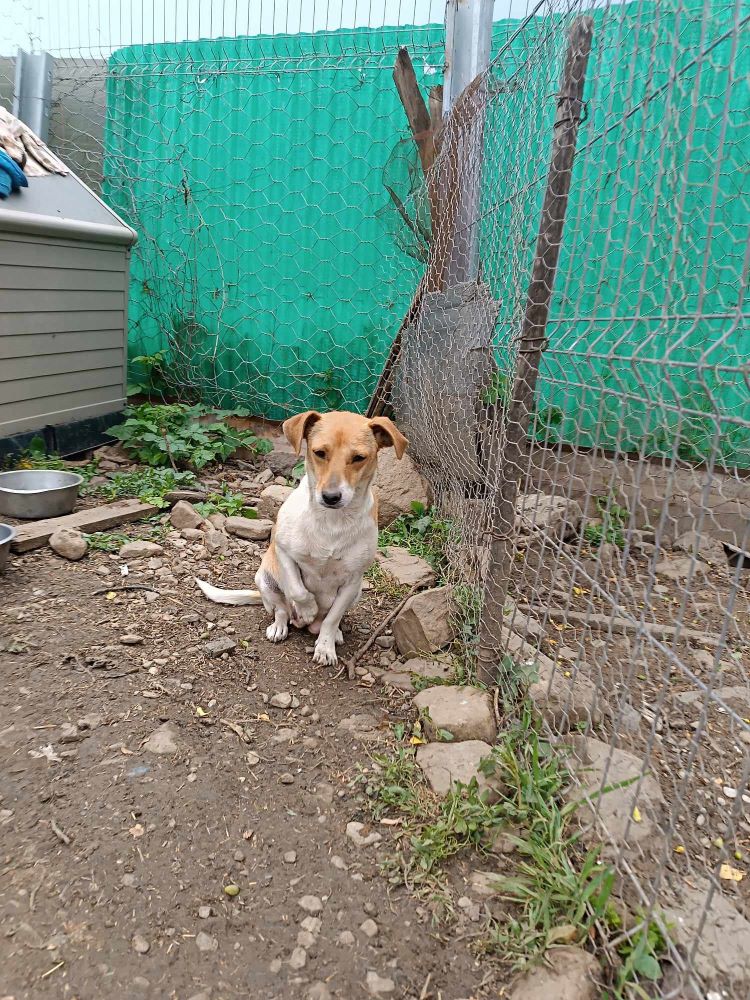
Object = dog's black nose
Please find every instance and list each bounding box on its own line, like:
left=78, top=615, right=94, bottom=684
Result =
left=322, top=490, right=342, bottom=507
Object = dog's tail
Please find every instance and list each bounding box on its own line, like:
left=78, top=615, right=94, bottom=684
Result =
left=195, top=578, right=263, bottom=606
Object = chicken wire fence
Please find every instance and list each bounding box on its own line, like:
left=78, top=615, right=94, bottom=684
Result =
left=2, top=0, right=750, bottom=995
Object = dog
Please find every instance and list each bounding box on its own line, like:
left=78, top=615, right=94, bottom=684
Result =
left=196, top=410, right=407, bottom=667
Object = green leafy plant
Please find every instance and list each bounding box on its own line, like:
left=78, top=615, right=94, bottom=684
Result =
left=127, top=349, right=171, bottom=398
left=195, top=486, right=257, bottom=519
left=84, top=530, right=131, bottom=552
left=13, top=437, right=99, bottom=482
left=607, top=914, right=669, bottom=999
left=379, top=502, right=454, bottom=581
left=583, top=494, right=628, bottom=549
left=88, top=467, right=197, bottom=508
left=109, top=403, right=272, bottom=470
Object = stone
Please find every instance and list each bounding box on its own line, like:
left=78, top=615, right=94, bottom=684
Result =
left=655, top=556, right=696, bottom=581
left=203, top=636, right=237, bottom=657
left=376, top=546, right=436, bottom=588
left=298, top=894, right=323, bottom=914
left=664, top=878, right=750, bottom=993
left=338, top=930, right=355, bottom=946
left=170, top=501, right=203, bottom=530
left=132, top=934, right=150, bottom=955
left=366, top=970, right=396, bottom=996
left=509, top=946, right=600, bottom=1000
left=413, top=685, right=496, bottom=743
left=225, top=516, right=273, bottom=541
left=119, top=540, right=163, bottom=559
left=120, top=633, right=143, bottom=646
left=195, top=931, right=218, bottom=953
left=283, top=851, right=297, bottom=864
left=416, top=741, right=501, bottom=802
left=337, top=713, right=380, bottom=739
left=503, top=629, right=601, bottom=730
left=203, top=527, right=228, bottom=555
left=198, top=905, right=212, bottom=919
left=673, top=529, right=727, bottom=566
left=269, top=692, right=293, bottom=709
left=346, top=822, right=382, bottom=848
left=392, top=586, right=455, bottom=656
left=144, top=722, right=179, bottom=754
left=515, top=493, right=583, bottom=541
left=375, top=449, right=431, bottom=528
left=307, top=983, right=332, bottom=1000
left=289, top=946, right=307, bottom=970
left=181, top=527, right=204, bottom=541
left=267, top=440, right=300, bottom=477
left=381, top=657, right=453, bottom=692
left=257, top=484, right=295, bottom=519
left=360, top=918, right=378, bottom=939
left=567, top=736, right=667, bottom=865
left=49, top=527, right=87, bottom=561
left=675, top=685, right=750, bottom=712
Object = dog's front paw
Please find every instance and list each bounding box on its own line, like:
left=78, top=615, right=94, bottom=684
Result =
left=312, top=634, right=338, bottom=667
left=291, top=595, right=318, bottom=628
left=266, top=621, right=288, bottom=642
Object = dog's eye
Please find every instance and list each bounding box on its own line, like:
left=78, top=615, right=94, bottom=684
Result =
left=351, top=454, right=367, bottom=464
left=313, top=449, right=327, bottom=460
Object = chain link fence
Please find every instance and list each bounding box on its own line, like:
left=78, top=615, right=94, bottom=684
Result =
left=2, top=0, right=750, bottom=995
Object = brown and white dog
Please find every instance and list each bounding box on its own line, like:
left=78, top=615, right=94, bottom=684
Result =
left=196, top=410, right=407, bottom=667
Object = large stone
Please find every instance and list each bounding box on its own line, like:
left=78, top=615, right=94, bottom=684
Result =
left=381, top=657, right=454, bottom=692
left=49, top=527, right=87, bottom=561
left=673, top=529, right=727, bottom=567
left=266, top=440, right=300, bottom=477
left=375, top=450, right=431, bottom=528
left=376, top=546, right=436, bottom=588
left=119, top=540, right=164, bottom=559
left=413, top=686, right=496, bottom=743
left=567, top=736, right=667, bottom=866
left=509, top=947, right=600, bottom=1000
left=392, top=586, right=454, bottom=656
left=170, top=500, right=203, bottom=530
left=515, top=493, right=583, bottom=541
left=664, top=878, right=750, bottom=993
left=416, top=740, right=501, bottom=802
left=257, top=484, right=294, bottom=519
left=143, top=722, right=179, bottom=754
left=225, top=516, right=273, bottom=541
left=503, top=629, right=601, bottom=730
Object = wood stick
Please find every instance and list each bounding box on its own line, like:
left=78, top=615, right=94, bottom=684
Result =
left=50, top=818, right=72, bottom=845
left=340, top=585, right=418, bottom=680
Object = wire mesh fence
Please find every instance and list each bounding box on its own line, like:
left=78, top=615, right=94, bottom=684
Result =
left=2, top=0, right=750, bottom=995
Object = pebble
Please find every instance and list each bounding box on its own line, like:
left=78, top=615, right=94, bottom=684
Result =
left=203, top=636, right=237, bottom=657
left=270, top=692, right=293, bottom=709
left=297, top=929, right=316, bottom=949
left=234, top=850, right=245, bottom=862
left=338, top=930, right=355, bottom=946
left=331, top=855, right=347, bottom=870
left=198, top=906, right=212, bottom=919
left=366, top=971, right=395, bottom=995
left=120, top=634, right=144, bottom=646
left=298, top=894, right=323, bottom=914
left=307, top=983, right=332, bottom=1000
left=346, top=821, right=382, bottom=848
left=246, top=751, right=261, bottom=767
left=280, top=772, right=295, bottom=785
left=132, top=934, right=150, bottom=954
left=284, top=851, right=298, bottom=864
left=195, top=931, right=218, bottom=952
left=301, top=917, right=321, bottom=935
left=364, top=902, right=377, bottom=916
left=360, top=918, right=379, bottom=939
left=269, top=958, right=282, bottom=974
left=289, top=946, right=307, bottom=970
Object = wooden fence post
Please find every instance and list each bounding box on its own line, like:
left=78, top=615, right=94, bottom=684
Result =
left=476, top=16, right=594, bottom=685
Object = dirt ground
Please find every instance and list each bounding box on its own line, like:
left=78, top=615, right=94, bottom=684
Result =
left=0, top=532, right=494, bottom=1000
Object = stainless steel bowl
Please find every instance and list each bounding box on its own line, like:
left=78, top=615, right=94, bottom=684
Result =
left=0, top=523, right=15, bottom=573
left=0, top=470, right=83, bottom=519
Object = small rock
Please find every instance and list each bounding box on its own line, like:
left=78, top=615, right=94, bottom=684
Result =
left=257, top=484, right=295, bottom=519
left=120, top=633, right=143, bottom=646
left=198, top=905, right=212, bottom=919
left=360, top=918, right=378, bottom=939
left=298, top=894, right=323, bottom=914
left=49, top=526, right=87, bottom=561
left=203, top=636, right=237, bottom=657
left=297, top=930, right=316, bottom=949
left=266, top=441, right=299, bottom=477
left=270, top=692, right=293, bottom=709
left=181, top=527, right=204, bottom=541
left=284, top=851, right=298, bottom=864
left=509, top=946, right=599, bottom=1000
left=257, top=468, right=274, bottom=484
left=375, top=635, right=395, bottom=649
left=279, top=772, right=295, bottom=785
left=203, top=527, right=228, bottom=555
left=655, top=556, right=695, bottom=581
left=132, top=934, right=150, bottom=955
left=289, top=946, right=307, bottom=970
left=413, top=685, right=497, bottom=743
left=381, top=657, right=453, bottom=692
left=346, top=822, right=382, bottom=848
left=143, top=722, right=179, bottom=754
left=195, top=931, right=218, bottom=953
left=416, top=741, right=501, bottom=802
left=376, top=546, right=436, bottom=588
left=307, top=983, right=332, bottom=1000
left=121, top=873, right=138, bottom=887
left=392, top=586, right=455, bottom=655
left=366, top=970, right=396, bottom=996
left=337, top=713, right=380, bottom=739
left=225, top=516, right=273, bottom=541
left=170, top=501, right=203, bottom=530
left=246, top=751, right=261, bottom=767
left=331, top=855, right=347, bottom=870
left=338, top=930, right=355, bottom=946
left=515, top=493, right=582, bottom=541
left=119, top=540, right=164, bottom=559
left=269, top=958, right=282, bottom=974
left=673, top=530, right=727, bottom=566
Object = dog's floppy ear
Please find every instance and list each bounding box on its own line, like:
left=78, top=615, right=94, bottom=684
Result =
left=368, top=417, right=408, bottom=459
left=282, top=410, right=321, bottom=455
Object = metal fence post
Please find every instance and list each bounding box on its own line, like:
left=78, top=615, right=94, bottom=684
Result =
left=13, top=49, right=54, bottom=142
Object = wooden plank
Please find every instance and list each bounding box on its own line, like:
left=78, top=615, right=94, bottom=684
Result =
left=0, top=348, right=124, bottom=382
left=393, top=47, right=434, bottom=175
left=0, top=310, right=124, bottom=337
left=0, top=265, right=126, bottom=292
left=11, top=499, right=161, bottom=553
left=0, top=329, right=122, bottom=359
left=0, top=289, right=124, bottom=313
left=1, top=367, right=124, bottom=406
left=0, top=240, right=124, bottom=271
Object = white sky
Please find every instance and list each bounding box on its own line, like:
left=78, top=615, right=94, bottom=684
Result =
left=1, top=0, right=542, bottom=57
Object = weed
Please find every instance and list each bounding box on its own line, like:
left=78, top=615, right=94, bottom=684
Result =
left=609, top=915, right=669, bottom=999
left=364, top=561, right=409, bottom=600
left=379, top=502, right=453, bottom=581
left=583, top=494, right=628, bottom=549
left=195, top=486, right=257, bottom=519
left=88, top=467, right=197, bottom=508
left=127, top=349, right=171, bottom=398
left=84, top=531, right=131, bottom=552
left=109, top=403, right=272, bottom=470
left=452, top=583, right=483, bottom=674
left=12, top=437, right=99, bottom=482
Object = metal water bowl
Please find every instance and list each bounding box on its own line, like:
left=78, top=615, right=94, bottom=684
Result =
left=0, top=523, right=16, bottom=573
left=0, top=469, right=83, bottom=520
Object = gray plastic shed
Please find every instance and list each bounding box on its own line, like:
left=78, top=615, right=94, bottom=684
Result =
left=0, top=114, right=137, bottom=456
